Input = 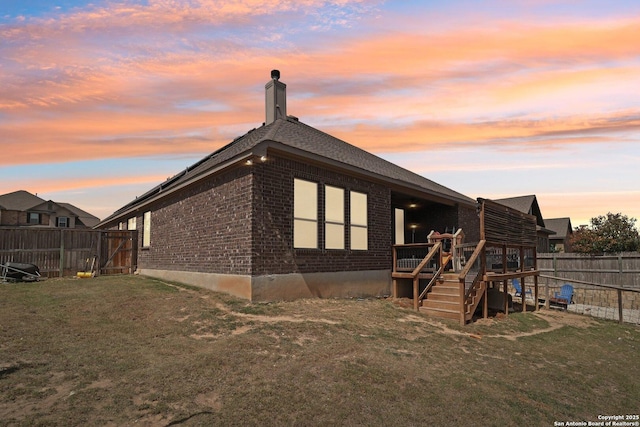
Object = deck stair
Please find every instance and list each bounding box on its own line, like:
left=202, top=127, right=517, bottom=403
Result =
left=420, top=273, right=461, bottom=320
left=420, top=273, right=485, bottom=321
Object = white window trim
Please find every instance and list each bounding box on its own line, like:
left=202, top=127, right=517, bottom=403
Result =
left=142, top=211, right=151, bottom=247
left=325, top=185, right=345, bottom=250
left=350, top=191, right=368, bottom=251
left=293, top=178, right=318, bottom=249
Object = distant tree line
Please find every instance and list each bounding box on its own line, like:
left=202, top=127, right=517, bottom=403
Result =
left=570, top=212, right=640, bottom=254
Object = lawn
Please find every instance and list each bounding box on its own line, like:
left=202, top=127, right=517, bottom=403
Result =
left=1, top=275, right=639, bottom=426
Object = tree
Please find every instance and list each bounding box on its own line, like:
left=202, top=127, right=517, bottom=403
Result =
left=570, top=212, right=640, bottom=254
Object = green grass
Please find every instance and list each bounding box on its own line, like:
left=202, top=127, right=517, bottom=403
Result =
left=1, top=275, right=639, bottom=426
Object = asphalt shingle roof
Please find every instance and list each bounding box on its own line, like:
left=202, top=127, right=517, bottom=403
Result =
left=545, top=217, right=572, bottom=239
left=493, top=195, right=537, bottom=215
left=0, top=190, right=45, bottom=211
left=106, top=116, right=475, bottom=221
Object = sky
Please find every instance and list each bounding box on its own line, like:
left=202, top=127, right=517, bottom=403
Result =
left=1, top=0, right=639, bottom=227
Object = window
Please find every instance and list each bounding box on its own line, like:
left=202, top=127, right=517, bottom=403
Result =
left=127, top=217, right=136, bottom=230
left=394, top=208, right=405, bottom=245
left=118, top=222, right=124, bottom=230
left=28, top=212, right=40, bottom=225
left=142, top=211, right=151, bottom=247
left=350, top=191, right=368, bottom=250
left=325, top=185, right=345, bottom=250
left=56, top=217, right=69, bottom=228
left=293, top=179, right=318, bottom=248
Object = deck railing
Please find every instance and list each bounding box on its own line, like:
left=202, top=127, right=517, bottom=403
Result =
left=458, top=240, right=486, bottom=324
left=392, top=242, right=445, bottom=310
left=393, top=243, right=438, bottom=273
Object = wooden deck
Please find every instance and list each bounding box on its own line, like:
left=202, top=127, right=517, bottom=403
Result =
left=392, top=199, right=541, bottom=325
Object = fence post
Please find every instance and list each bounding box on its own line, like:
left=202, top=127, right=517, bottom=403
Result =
left=59, top=229, right=65, bottom=277
left=96, top=231, right=102, bottom=277
left=617, top=288, right=623, bottom=324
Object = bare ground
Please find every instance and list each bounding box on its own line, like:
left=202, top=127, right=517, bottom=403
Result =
left=1, top=275, right=639, bottom=426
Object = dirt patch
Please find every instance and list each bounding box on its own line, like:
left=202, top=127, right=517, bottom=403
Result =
left=211, top=302, right=340, bottom=325
left=534, top=309, right=599, bottom=329
left=2, top=275, right=638, bottom=426
left=414, top=309, right=599, bottom=341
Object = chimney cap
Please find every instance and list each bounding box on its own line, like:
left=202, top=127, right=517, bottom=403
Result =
left=271, top=69, right=280, bottom=80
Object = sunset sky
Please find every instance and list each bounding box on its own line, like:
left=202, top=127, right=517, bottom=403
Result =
left=1, top=0, right=639, bottom=227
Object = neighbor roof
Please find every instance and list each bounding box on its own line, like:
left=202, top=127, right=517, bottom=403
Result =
left=101, top=116, right=475, bottom=225
left=57, top=202, right=101, bottom=227
left=493, top=195, right=546, bottom=228
left=0, top=190, right=45, bottom=211
left=0, top=190, right=100, bottom=225
left=545, top=217, right=573, bottom=239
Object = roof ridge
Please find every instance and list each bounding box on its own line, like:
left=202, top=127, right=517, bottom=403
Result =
left=264, top=118, right=283, bottom=141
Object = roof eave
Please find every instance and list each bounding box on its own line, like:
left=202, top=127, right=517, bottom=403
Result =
left=95, top=150, right=258, bottom=228
left=263, top=141, right=475, bottom=207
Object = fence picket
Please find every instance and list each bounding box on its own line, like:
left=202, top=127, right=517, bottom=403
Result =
left=0, top=228, right=137, bottom=277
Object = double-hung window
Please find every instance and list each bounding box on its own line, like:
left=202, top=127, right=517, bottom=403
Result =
left=293, top=179, right=368, bottom=251
left=325, top=185, right=345, bottom=250
left=350, top=191, right=368, bottom=250
left=293, top=179, right=318, bottom=248
left=142, top=211, right=151, bottom=247
left=28, top=212, right=40, bottom=225
left=127, top=217, right=136, bottom=230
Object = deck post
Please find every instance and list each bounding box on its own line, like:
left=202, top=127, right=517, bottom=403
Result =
left=483, top=284, right=488, bottom=319
left=522, top=279, right=528, bottom=313
left=413, top=277, right=419, bottom=311
left=503, top=280, right=508, bottom=316
left=520, top=247, right=526, bottom=313
left=392, top=246, right=398, bottom=298
left=459, top=279, right=465, bottom=326
left=534, top=274, right=539, bottom=312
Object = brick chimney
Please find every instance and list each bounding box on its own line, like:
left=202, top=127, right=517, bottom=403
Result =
left=265, top=69, right=286, bottom=125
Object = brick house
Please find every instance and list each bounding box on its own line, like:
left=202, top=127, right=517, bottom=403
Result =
left=0, top=190, right=100, bottom=229
left=97, top=71, right=479, bottom=301
left=545, top=217, right=573, bottom=252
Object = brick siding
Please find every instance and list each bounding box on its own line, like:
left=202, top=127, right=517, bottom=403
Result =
left=251, top=153, right=392, bottom=275
left=133, top=152, right=474, bottom=278
left=137, top=166, right=253, bottom=275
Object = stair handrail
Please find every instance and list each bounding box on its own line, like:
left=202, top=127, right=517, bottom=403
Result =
left=458, top=240, right=485, bottom=283
left=457, top=240, right=486, bottom=325
left=408, top=242, right=442, bottom=311
left=418, top=252, right=451, bottom=302
left=410, top=241, right=441, bottom=277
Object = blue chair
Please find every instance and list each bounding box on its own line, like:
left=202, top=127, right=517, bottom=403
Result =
left=512, top=278, right=532, bottom=299
left=551, top=284, right=574, bottom=308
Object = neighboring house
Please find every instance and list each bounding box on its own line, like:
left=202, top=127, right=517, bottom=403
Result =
left=0, top=190, right=100, bottom=229
left=545, top=217, right=573, bottom=253
left=493, top=195, right=554, bottom=253
left=97, top=70, right=480, bottom=302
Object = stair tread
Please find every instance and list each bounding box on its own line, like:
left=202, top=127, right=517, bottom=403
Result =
left=424, top=302, right=459, bottom=307
left=420, top=307, right=460, bottom=314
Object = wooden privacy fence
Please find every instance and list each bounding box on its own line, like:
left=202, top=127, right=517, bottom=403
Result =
left=537, top=252, right=640, bottom=288
left=0, top=228, right=138, bottom=277
left=536, top=252, right=640, bottom=324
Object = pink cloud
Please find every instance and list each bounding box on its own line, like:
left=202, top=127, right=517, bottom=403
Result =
left=2, top=3, right=640, bottom=169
